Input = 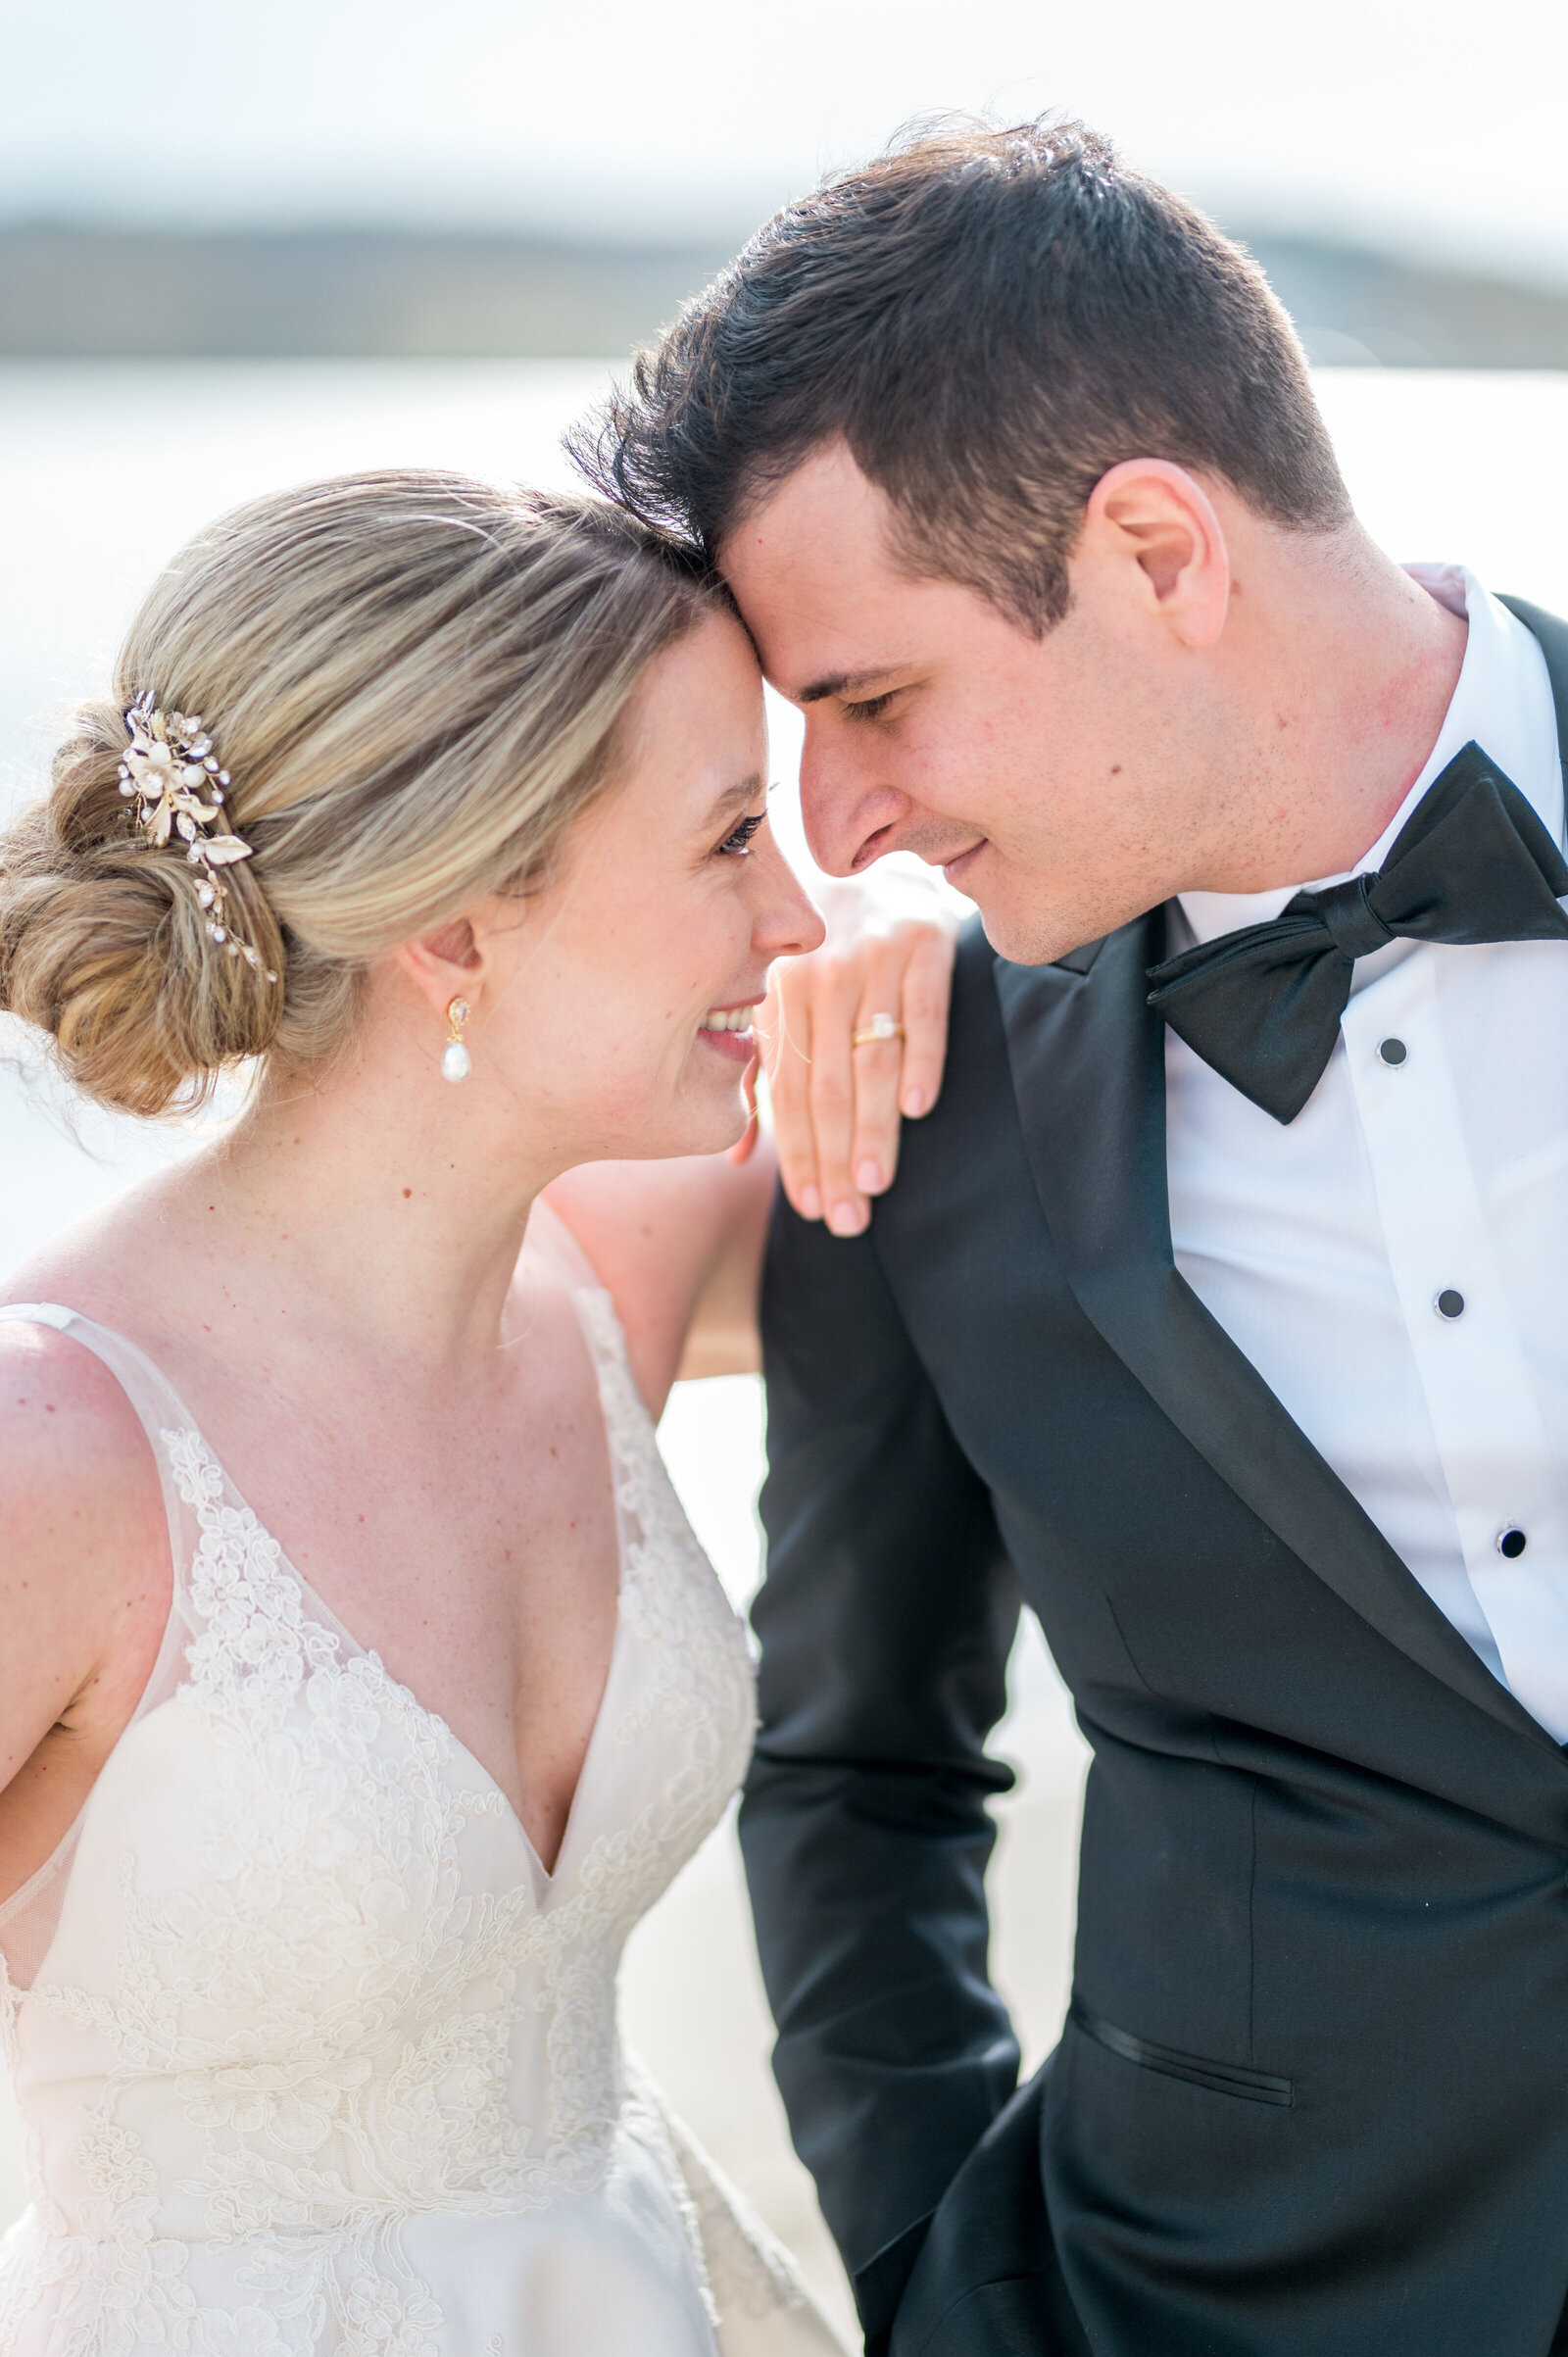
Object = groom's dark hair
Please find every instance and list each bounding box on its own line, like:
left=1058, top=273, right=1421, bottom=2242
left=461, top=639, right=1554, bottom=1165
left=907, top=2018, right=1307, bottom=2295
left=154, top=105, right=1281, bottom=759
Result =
left=573, top=117, right=1350, bottom=631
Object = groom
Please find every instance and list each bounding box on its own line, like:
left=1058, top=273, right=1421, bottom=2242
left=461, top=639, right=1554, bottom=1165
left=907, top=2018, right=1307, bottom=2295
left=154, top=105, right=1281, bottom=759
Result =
left=587, top=121, right=1568, bottom=2354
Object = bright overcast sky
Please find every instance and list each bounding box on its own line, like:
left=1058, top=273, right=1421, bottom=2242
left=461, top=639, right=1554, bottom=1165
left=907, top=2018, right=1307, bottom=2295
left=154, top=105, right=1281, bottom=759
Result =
left=5, top=0, right=1566, bottom=279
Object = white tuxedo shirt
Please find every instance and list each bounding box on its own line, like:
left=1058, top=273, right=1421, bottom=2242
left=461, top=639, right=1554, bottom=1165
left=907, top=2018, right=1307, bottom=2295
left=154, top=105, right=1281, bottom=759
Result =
left=1167, top=568, right=1568, bottom=1739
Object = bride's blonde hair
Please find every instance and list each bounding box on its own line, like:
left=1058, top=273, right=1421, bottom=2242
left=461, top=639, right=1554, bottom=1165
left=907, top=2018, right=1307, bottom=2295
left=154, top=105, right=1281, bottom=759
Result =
left=0, top=469, right=720, bottom=1118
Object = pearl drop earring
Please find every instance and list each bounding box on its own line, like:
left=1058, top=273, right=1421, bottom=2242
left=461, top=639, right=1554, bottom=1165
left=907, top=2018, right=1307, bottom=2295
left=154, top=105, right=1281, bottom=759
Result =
left=441, top=996, right=472, bottom=1084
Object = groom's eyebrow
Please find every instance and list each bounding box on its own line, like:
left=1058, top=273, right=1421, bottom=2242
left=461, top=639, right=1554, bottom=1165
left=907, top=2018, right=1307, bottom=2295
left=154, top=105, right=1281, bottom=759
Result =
left=798, top=665, right=898, bottom=704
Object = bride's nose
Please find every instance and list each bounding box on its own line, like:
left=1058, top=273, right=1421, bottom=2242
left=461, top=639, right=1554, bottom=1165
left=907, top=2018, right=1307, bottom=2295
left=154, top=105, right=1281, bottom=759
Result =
left=749, top=834, right=826, bottom=960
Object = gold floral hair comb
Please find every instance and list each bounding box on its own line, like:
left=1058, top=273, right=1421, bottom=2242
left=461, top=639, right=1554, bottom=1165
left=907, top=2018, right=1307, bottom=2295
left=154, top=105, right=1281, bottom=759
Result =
left=117, top=692, right=276, bottom=983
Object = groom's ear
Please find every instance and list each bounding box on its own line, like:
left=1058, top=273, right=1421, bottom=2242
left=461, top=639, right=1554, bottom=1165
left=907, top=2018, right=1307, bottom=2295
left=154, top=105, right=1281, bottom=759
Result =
left=1079, top=459, right=1231, bottom=648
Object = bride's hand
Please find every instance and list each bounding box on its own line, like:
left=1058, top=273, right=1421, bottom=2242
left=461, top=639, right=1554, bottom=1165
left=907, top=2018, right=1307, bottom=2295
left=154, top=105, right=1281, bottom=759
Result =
left=757, top=878, right=959, bottom=1236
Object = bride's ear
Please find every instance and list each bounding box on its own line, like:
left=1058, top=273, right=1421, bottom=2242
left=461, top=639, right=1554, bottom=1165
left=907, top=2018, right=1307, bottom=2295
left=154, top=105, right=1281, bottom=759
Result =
left=395, top=916, right=484, bottom=1018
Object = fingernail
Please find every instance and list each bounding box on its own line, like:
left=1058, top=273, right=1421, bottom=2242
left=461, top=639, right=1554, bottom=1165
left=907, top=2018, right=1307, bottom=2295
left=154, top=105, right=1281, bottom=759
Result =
left=902, top=1088, right=926, bottom=1118
left=828, top=1202, right=865, bottom=1237
left=856, top=1159, right=881, bottom=1194
left=801, top=1186, right=822, bottom=1220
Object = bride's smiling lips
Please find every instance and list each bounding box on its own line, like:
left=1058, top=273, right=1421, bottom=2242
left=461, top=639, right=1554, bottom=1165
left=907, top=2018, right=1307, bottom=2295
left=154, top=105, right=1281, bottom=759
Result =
left=698, top=999, right=763, bottom=1062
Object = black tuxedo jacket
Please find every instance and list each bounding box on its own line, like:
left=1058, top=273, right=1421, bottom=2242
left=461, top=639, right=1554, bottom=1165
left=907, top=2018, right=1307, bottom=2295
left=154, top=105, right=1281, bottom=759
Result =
left=745, top=599, right=1568, bottom=2357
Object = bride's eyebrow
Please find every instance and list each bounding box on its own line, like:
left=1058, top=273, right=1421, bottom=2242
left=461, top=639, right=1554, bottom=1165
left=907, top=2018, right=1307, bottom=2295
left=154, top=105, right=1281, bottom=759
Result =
left=700, top=774, right=765, bottom=828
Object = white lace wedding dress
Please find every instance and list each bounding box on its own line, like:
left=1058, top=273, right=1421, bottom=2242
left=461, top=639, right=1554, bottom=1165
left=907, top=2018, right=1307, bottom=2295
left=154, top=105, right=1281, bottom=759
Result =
left=0, top=1214, right=845, bottom=2357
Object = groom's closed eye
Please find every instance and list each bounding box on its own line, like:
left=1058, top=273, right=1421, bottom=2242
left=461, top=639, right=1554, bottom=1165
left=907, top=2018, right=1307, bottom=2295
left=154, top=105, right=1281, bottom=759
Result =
left=798, top=663, right=906, bottom=710
left=843, top=691, right=899, bottom=724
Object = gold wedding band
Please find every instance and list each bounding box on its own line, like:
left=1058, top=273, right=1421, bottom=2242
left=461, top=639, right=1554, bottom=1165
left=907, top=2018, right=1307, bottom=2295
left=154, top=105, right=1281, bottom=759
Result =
left=852, top=1013, right=906, bottom=1049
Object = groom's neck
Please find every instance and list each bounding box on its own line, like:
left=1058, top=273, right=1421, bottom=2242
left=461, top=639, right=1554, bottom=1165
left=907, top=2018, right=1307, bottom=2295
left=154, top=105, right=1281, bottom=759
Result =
left=1190, top=521, right=1468, bottom=896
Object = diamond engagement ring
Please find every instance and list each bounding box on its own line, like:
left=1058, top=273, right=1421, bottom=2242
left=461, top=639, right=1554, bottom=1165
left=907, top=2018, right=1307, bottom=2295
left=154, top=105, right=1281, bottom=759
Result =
left=852, top=1012, right=906, bottom=1048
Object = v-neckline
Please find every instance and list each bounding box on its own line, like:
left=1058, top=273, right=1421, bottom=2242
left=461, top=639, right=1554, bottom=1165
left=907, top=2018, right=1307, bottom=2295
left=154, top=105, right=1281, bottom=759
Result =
left=184, top=1355, right=631, bottom=1895
left=288, top=1533, right=628, bottom=1893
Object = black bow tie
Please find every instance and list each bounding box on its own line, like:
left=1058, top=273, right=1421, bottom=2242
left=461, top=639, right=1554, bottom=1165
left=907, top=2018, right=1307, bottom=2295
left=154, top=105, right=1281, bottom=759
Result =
left=1146, top=741, right=1568, bottom=1123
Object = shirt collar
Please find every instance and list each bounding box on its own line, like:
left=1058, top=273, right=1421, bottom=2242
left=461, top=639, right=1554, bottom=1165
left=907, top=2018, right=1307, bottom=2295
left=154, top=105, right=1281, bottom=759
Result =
left=1176, top=565, right=1565, bottom=949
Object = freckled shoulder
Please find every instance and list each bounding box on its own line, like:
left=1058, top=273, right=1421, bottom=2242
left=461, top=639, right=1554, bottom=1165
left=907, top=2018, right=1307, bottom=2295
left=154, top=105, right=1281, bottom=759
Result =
left=0, top=1322, right=172, bottom=1745
left=0, top=1317, right=154, bottom=1490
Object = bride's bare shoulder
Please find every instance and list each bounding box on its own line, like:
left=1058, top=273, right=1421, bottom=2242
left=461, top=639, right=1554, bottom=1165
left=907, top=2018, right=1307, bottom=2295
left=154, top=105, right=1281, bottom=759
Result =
left=0, top=1315, right=164, bottom=1550
left=0, top=1165, right=188, bottom=1532
left=0, top=1317, right=172, bottom=1802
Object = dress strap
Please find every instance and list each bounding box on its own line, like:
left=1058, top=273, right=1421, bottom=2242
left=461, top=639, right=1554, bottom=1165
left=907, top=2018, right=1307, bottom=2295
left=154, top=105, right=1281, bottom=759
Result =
left=528, top=1198, right=611, bottom=1300
left=527, top=1202, right=637, bottom=1390
left=0, top=1305, right=207, bottom=1979
left=527, top=1205, right=653, bottom=1427
left=0, top=1302, right=205, bottom=1635
left=521, top=1204, right=665, bottom=1586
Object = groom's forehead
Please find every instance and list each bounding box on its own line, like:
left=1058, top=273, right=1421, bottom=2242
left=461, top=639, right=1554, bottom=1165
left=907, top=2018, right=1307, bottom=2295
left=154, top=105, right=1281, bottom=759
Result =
left=721, top=442, right=899, bottom=593
left=729, top=576, right=907, bottom=702
left=719, top=472, right=917, bottom=696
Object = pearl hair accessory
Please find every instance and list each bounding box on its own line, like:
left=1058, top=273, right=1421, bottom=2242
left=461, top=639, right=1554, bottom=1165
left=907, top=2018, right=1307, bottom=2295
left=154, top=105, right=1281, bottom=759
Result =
left=442, top=996, right=472, bottom=1083
left=117, top=691, right=277, bottom=983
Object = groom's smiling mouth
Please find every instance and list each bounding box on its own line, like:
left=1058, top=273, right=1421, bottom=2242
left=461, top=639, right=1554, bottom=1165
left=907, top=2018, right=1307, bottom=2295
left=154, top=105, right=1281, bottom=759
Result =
left=852, top=815, right=988, bottom=883
left=939, top=840, right=988, bottom=891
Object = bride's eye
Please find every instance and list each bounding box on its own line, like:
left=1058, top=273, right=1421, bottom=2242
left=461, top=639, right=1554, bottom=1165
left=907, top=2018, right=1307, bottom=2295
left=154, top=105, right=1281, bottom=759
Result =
left=717, top=811, right=765, bottom=858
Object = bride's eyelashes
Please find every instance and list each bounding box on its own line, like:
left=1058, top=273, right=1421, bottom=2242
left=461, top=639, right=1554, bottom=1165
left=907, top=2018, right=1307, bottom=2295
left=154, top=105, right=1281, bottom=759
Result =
left=716, top=810, right=765, bottom=858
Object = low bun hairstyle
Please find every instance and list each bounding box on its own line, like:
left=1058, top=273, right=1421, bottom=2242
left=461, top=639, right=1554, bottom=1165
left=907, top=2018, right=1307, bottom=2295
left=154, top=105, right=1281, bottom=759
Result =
left=0, top=470, right=718, bottom=1118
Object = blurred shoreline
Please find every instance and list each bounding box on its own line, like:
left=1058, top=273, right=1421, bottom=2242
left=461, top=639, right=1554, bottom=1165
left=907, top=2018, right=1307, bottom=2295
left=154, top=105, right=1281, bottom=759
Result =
left=9, top=221, right=1568, bottom=367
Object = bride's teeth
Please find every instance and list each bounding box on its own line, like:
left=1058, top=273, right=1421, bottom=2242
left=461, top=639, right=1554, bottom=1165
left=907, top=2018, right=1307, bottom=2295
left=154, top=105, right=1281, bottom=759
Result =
left=703, top=1007, right=753, bottom=1032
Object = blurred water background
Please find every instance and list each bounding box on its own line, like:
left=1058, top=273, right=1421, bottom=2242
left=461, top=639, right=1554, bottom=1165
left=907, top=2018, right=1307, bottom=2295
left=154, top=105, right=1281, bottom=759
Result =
left=2, top=358, right=1568, bottom=2332
left=6, top=0, right=1568, bottom=2333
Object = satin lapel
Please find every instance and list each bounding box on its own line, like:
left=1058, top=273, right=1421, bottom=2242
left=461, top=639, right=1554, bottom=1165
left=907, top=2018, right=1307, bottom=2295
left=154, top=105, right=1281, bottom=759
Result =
left=1497, top=596, right=1568, bottom=799
left=995, top=916, right=1555, bottom=1751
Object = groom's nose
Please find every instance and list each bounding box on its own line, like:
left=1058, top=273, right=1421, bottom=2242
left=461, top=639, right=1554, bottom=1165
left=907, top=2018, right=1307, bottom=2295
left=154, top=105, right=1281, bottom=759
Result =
left=798, top=718, right=911, bottom=877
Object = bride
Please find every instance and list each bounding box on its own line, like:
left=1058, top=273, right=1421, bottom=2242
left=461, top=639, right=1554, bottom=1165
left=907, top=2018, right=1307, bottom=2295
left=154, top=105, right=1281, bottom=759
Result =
left=0, top=471, right=956, bottom=2357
